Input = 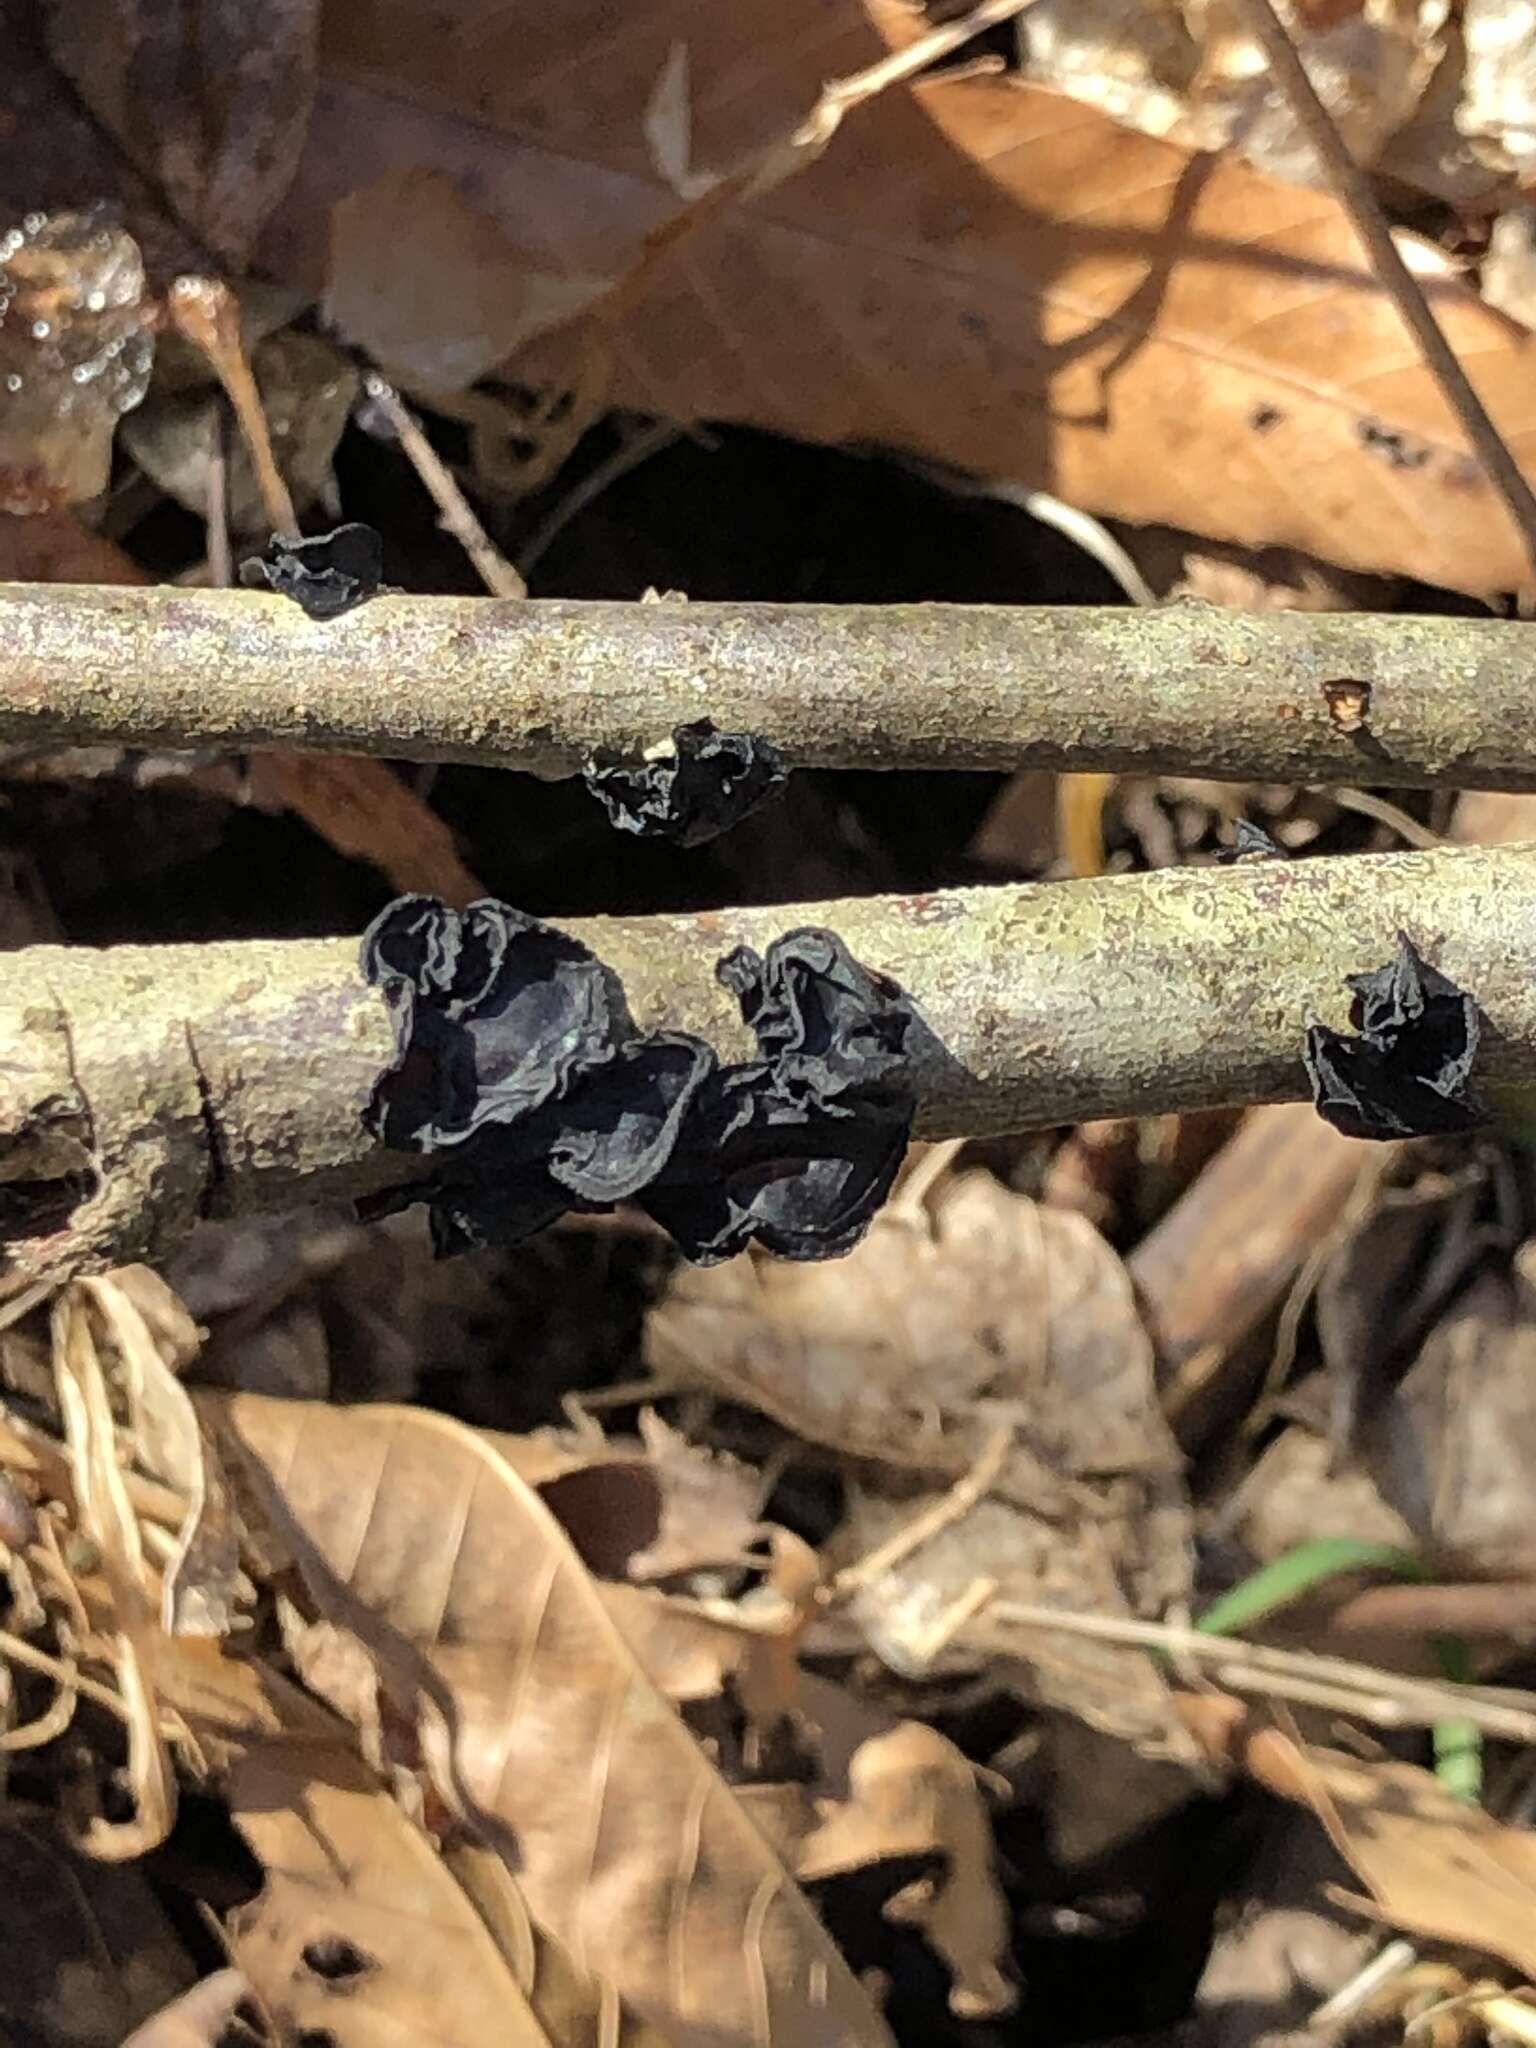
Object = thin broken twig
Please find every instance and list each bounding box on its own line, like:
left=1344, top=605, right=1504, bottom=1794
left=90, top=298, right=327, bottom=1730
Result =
left=988, top=1598, right=1536, bottom=1746
left=9, top=586, right=1536, bottom=787
left=5, top=843, right=1536, bottom=1283
left=1232, top=0, right=1536, bottom=585
left=362, top=374, right=527, bottom=599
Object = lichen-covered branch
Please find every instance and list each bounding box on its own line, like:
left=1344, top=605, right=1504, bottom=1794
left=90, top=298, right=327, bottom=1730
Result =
left=5, top=583, right=1536, bottom=788
left=5, top=844, right=1536, bottom=1286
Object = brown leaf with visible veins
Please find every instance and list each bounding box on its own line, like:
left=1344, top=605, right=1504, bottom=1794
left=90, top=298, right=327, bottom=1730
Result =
left=259, top=0, right=1536, bottom=594
left=42, top=0, right=319, bottom=268
left=226, top=1741, right=560, bottom=2047
left=201, top=1391, right=893, bottom=2048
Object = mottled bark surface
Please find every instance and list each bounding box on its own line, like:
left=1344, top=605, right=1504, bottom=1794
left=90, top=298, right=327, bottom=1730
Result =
left=6, top=583, right=1536, bottom=786
left=4, top=844, right=1536, bottom=1286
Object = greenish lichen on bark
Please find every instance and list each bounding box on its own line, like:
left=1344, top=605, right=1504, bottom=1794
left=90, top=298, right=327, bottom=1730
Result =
left=4, top=582, right=1536, bottom=787
left=3, top=844, right=1536, bottom=1289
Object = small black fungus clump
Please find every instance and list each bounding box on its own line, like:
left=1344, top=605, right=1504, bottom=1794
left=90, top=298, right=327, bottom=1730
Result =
left=583, top=720, right=789, bottom=847
left=360, top=896, right=921, bottom=1263
left=240, top=522, right=384, bottom=620
left=1303, top=932, right=1488, bottom=1141
left=641, top=931, right=916, bottom=1262
left=1217, top=819, right=1285, bottom=864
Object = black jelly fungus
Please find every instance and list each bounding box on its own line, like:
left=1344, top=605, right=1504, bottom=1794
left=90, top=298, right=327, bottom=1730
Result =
left=583, top=719, right=789, bottom=846
left=360, top=898, right=922, bottom=1262
left=1303, top=932, right=1488, bottom=1141
left=239, top=521, right=384, bottom=619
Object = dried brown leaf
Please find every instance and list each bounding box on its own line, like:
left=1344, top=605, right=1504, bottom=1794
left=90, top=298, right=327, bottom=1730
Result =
left=201, top=1391, right=894, bottom=2048
left=655, top=1168, right=1192, bottom=1751
left=1202, top=1709, right=1536, bottom=1982
left=259, top=0, right=1536, bottom=593
left=444, top=1836, right=673, bottom=2048
left=326, top=166, right=609, bottom=390
left=42, top=0, right=319, bottom=268
left=227, top=1740, right=557, bottom=2048
left=799, top=1723, right=1015, bottom=2020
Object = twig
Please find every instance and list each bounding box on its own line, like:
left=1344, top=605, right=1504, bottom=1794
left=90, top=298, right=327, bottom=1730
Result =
left=987, top=1598, right=1536, bottom=1745
left=784, top=0, right=1044, bottom=168
left=1233, top=0, right=1536, bottom=586
left=13, top=587, right=1536, bottom=787
left=362, top=374, right=527, bottom=600
left=204, top=407, right=233, bottom=589
left=167, top=278, right=297, bottom=537
left=826, top=1425, right=1013, bottom=1600
left=1310, top=1941, right=1420, bottom=2031
left=5, top=842, right=1536, bottom=1284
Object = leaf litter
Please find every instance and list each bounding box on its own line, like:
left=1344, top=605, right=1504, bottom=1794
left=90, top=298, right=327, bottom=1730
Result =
left=14, top=4, right=1536, bottom=2046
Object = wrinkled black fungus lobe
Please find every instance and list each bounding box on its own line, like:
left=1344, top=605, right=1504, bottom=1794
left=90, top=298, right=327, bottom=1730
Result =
left=240, top=522, right=384, bottom=619
left=583, top=720, right=789, bottom=846
left=360, top=899, right=921, bottom=1263
left=641, top=931, right=916, bottom=1263
left=1303, top=933, right=1487, bottom=1141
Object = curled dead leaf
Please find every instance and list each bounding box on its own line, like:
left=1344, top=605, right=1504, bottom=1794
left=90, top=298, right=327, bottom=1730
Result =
left=265, top=0, right=1536, bottom=592
left=1186, top=1701, right=1536, bottom=1984
left=800, top=1723, right=1016, bottom=2020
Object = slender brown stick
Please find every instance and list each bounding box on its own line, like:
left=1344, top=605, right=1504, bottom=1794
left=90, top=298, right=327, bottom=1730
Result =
left=167, top=278, right=298, bottom=537
left=988, top=1597, right=1536, bottom=1745
left=362, top=374, right=527, bottom=600
left=5, top=843, right=1536, bottom=1284
left=10, top=585, right=1536, bottom=787
left=1234, top=0, right=1536, bottom=584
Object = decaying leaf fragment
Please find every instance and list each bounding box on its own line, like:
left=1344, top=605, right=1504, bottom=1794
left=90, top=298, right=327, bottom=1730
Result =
left=1192, top=1702, right=1536, bottom=1984
left=652, top=1167, right=1194, bottom=1750
left=800, top=1722, right=1016, bottom=2020
left=200, top=1390, right=895, bottom=2048
left=0, top=208, right=155, bottom=513
left=1304, top=934, right=1488, bottom=1141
